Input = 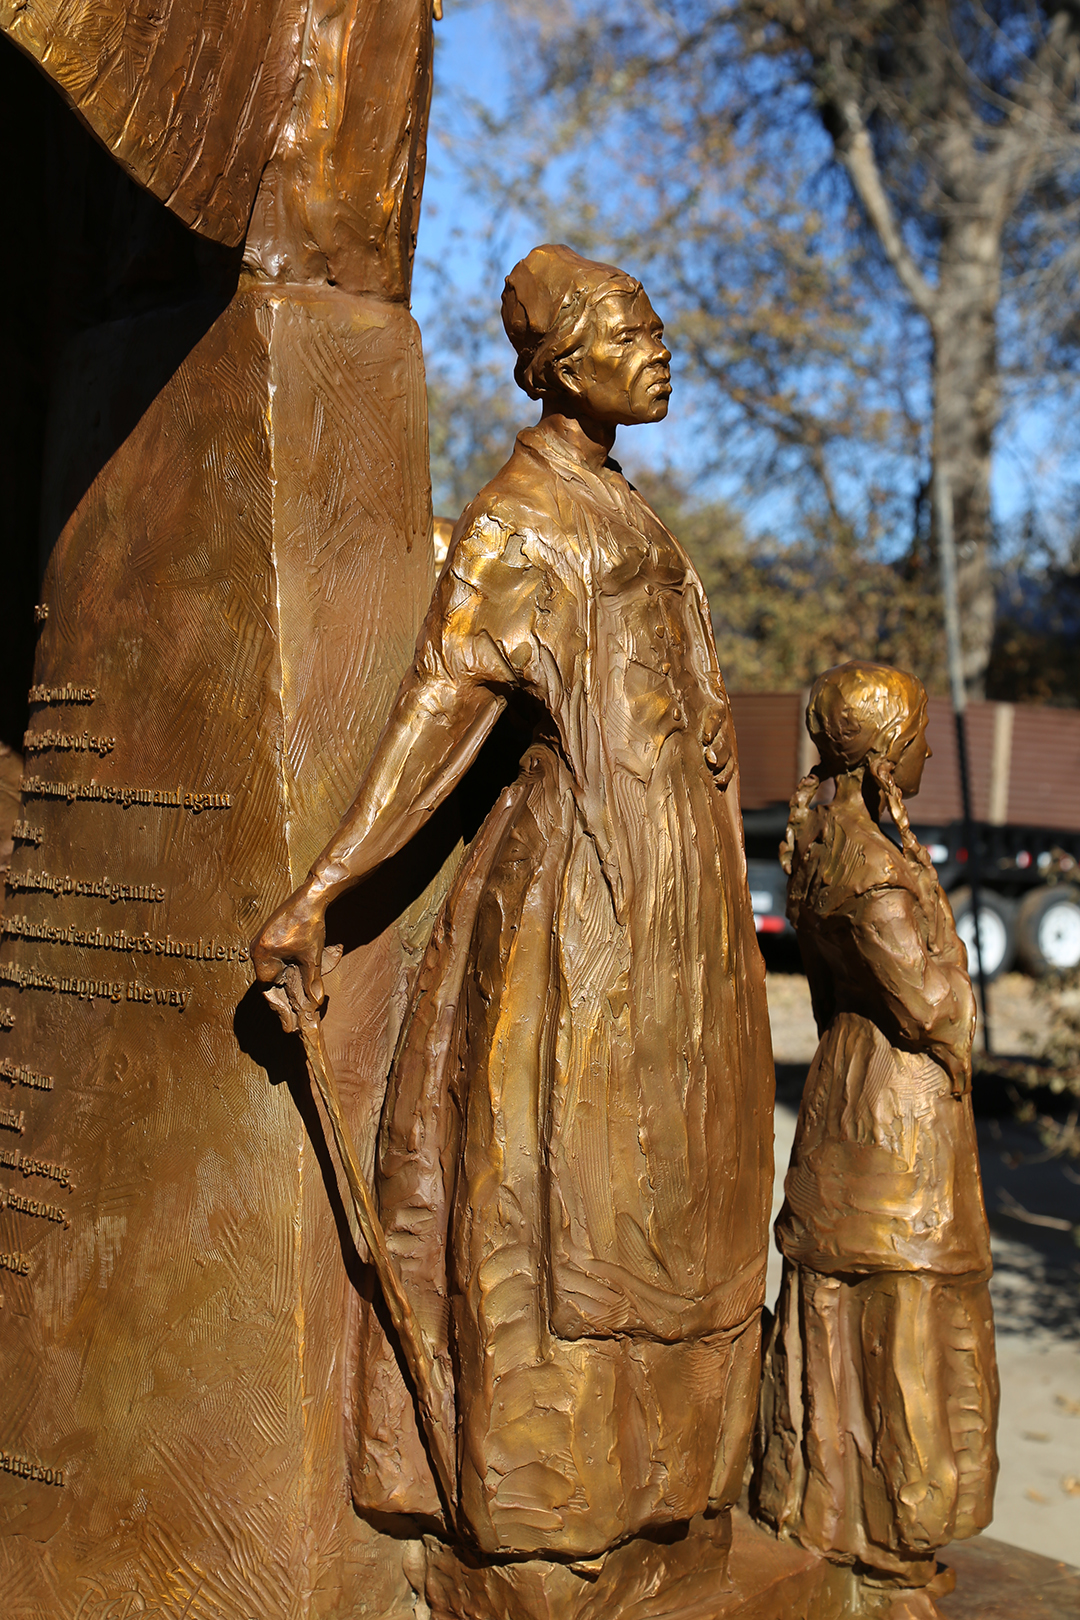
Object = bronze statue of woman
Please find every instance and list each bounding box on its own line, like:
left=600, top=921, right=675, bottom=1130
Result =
left=752, top=661, right=997, bottom=1619
left=252, top=245, right=773, bottom=1577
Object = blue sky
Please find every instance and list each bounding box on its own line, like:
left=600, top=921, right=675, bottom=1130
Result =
left=414, top=3, right=1067, bottom=548
left=412, top=7, right=724, bottom=485
left=413, top=4, right=521, bottom=323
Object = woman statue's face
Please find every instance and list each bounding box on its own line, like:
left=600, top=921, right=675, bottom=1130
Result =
left=555, top=288, right=672, bottom=426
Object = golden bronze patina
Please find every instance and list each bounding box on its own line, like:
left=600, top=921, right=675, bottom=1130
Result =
left=752, top=661, right=998, bottom=1620
left=254, top=244, right=775, bottom=1611
left=0, top=4, right=450, bottom=1613
left=0, top=1, right=1010, bottom=1604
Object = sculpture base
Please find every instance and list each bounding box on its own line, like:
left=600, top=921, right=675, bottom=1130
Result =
left=421, top=1513, right=1080, bottom=1620
left=423, top=1511, right=819, bottom=1620
left=941, top=1534, right=1080, bottom=1619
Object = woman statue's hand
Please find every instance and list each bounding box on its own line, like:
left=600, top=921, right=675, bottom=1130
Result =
left=251, top=883, right=342, bottom=1033
left=701, top=699, right=735, bottom=788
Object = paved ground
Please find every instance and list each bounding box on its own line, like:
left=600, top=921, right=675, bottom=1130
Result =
left=763, top=969, right=1080, bottom=1564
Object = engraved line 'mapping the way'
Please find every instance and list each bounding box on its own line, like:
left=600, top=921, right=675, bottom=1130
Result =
left=0, top=965, right=192, bottom=1010
left=21, top=777, right=232, bottom=813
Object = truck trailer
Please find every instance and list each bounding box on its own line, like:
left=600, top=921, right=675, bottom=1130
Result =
left=731, top=693, right=1080, bottom=979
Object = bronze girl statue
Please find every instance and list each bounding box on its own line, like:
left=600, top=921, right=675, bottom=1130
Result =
left=752, top=661, right=997, bottom=1618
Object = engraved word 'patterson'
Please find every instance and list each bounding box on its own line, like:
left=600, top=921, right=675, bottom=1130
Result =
left=23, top=730, right=115, bottom=757
left=6, top=874, right=166, bottom=903
left=0, top=1145, right=73, bottom=1190
left=0, top=1250, right=30, bottom=1277
left=21, top=777, right=232, bottom=813
left=0, top=966, right=192, bottom=1010
left=0, top=1060, right=52, bottom=1092
left=0, top=1449, right=64, bottom=1486
left=3, top=919, right=249, bottom=963
left=0, top=1186, right=70, bottom=1228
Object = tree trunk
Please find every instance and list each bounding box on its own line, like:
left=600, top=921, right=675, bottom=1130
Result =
left=930, top=221, right=1001, bottom=699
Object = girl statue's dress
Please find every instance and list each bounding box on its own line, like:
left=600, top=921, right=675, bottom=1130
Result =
left=254, top=246, right=774, bottom=1564
left=752, top=662, right=997, bottom=1609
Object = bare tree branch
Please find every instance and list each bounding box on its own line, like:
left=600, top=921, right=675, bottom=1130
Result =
left=823, top=84, right=939, bottom=319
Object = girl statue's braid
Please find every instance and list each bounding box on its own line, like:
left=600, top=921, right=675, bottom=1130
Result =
left=865, top=752, right=950, bottom=933
left=867, top=754, right=932, bottom=870
left=780, top=769, right=823, bottom=876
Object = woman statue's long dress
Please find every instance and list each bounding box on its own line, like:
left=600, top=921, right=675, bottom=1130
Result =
left=253, top=245, right=773, bottom=1563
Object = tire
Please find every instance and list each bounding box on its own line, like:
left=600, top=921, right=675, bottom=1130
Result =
left=948, top=888, right=1017, bottom=982
left=1016, top=886, right=1080, bottom=976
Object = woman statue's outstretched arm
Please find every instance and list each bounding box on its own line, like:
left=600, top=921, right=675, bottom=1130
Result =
left=252, top=519, right=526, bottom=1025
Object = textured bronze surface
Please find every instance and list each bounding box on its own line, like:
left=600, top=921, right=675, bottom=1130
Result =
left=0, top=0, right=303, bottom=244
left=5, top=7, right=1008, bottom=1612
left=0, top=0, right=430, bottom=285
left=243, top=0, right=433, bottom=297
left=254, top=246, right=774, bottom=1604
left=0, top=4, right=446, bottom=1613
left=0, top=278, right=443, bottom=1617
left=752, top=662, right=998, bottom=1618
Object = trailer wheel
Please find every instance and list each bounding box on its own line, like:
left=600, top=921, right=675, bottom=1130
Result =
left=1016, top=887, right=1080, bottom=975
left=948, top=889, right=1016, bottom=982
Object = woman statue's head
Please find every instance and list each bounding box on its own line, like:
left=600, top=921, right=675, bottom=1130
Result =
left=501, top=243, right=671, bottom=426
left=807, top=660, right=929, bottom=794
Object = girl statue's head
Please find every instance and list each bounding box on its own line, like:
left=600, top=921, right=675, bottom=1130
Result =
left=807, top=660, right=928, bottom=789
left=501, top=243, right=671, bottom=425
left=781, top=660, right=932, bottom=874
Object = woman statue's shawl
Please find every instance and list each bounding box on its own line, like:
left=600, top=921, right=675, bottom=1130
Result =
left=347, top=427, right=774, bottom=1559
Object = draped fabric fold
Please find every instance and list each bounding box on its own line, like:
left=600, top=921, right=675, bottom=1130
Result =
left=347, top=425, right=773, bottom=1559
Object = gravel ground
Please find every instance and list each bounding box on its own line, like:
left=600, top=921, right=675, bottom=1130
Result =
left=767, top=967, right=1070, bottom=1066
left=763, top=969, right=1080, bottom=1564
